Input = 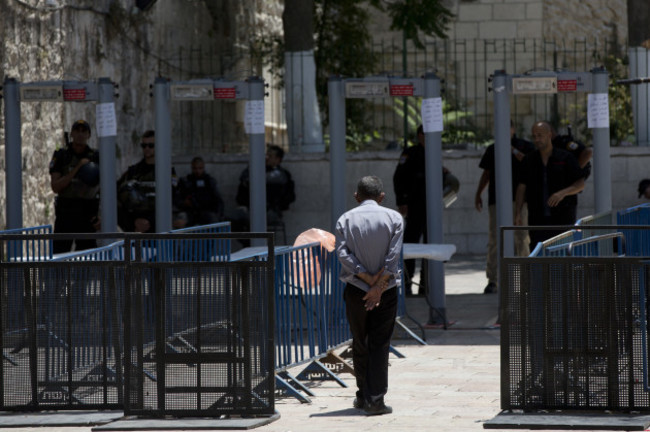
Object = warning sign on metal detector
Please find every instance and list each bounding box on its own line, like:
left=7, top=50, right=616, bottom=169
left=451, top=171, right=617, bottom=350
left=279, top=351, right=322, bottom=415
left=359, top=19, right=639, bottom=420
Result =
left=390, top=85, right=414, bottom=97
left=557, top=80, right=578, bottom=92
left=63, top=88, right=87, bottom=101
left=214, top=87, right=237, bottom=99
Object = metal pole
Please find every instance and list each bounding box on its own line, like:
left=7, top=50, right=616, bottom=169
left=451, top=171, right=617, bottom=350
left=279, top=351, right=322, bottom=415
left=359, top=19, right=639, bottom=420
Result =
left=492, top=70, right=514, bottom=260
left=4, top=77, right=22, bottom=229
left=154, top=77, right=172, bottom=233
left=328, top=76, right=346, bottom=231
left=423, top=72, right=447, bottom=326
left=97, top=77, right=118, bottom=234
left=591, top=67, right=612, bottom=214
left=248, top=76, right=267, bottom=247
left=627, top=47, right=650, bottom=146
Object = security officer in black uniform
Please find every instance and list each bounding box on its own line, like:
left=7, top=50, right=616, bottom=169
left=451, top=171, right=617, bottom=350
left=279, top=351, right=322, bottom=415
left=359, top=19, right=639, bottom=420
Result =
left=49, top=119, right=100, bottom=253
left=117, top=130, right=182, bottom=233
left=393, top=125, right=458, bottom=296
left=178, top=156, right=224, bottom=226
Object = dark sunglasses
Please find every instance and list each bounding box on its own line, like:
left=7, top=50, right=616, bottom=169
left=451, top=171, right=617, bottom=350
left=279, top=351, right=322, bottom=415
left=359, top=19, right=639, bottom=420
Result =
left=140, top=142, right=155, bottom=149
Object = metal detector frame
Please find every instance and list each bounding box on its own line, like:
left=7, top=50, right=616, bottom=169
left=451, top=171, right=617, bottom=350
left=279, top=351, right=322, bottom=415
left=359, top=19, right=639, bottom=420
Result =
left=328, top=72, right=449, bottom=326
left=3, top=77, right=118, bottom=233
left=152, top=77, right=266, bottom=244
left=491, top=68, right=612, bottom=260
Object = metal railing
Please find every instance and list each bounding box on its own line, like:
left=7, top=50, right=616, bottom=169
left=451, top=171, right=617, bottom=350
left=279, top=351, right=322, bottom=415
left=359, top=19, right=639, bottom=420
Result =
left=0, top=231, right=275, bottom=417
left=0, top=225, right=53, bottom=262
left=155, top=37, right=628, bottom=154
left=502, top=205, right=650, bottom=411
left=1, top=223, right=417, bottom=408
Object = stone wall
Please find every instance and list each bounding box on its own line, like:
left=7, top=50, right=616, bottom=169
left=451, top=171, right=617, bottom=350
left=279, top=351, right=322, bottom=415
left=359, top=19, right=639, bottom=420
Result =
left=544, top=0, right=627, bottom=47
left=0, top=0, right=66, bottom=229
left=369, top=0, right=627, bottom=46
left=0, top=0, right=280, bottom=230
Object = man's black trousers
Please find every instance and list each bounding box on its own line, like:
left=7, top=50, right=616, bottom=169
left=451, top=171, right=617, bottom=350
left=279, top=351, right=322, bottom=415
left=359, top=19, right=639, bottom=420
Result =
left=344, top=284, right=398, bottom=402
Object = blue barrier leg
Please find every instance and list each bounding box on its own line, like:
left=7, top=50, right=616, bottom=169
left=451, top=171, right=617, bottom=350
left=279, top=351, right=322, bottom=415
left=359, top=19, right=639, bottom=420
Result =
left=296, top=359, right=348, bottom=387
left=275, top=373, right=312, bottom=403
left=277, top=370, right=315, bottom=397
left=389, top=345, right=405, bottom=358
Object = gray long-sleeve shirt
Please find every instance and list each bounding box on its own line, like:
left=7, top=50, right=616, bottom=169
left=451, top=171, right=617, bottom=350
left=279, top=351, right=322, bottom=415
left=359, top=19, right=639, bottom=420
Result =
left=335, top=200, right=404, bottom=292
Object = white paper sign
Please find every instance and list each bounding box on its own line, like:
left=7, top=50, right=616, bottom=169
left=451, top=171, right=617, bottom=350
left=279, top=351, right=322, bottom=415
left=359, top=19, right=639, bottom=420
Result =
left=244, top=100, right=265, bottom=134
left=95, top=102, right=117, bottom=138
left=587, top=93, right=609, bottom=128
left=421, top=97, right=444, bottom=132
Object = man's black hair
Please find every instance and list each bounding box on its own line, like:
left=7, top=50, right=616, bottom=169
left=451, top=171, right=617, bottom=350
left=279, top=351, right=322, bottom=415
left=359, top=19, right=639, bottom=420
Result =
left=268, top=144, right=284, bottom=160
left=638, top=179, right=650, bottom=198
left=356, top=176, right=384, bottom=200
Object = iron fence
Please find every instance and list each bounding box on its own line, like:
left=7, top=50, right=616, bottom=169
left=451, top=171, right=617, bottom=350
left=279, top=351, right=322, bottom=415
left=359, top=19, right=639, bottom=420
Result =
left=0, top=232, right=275, bottom=418
left=501, top=257, right=650, bottom=411
left=157, top=38, right=629, bottom=154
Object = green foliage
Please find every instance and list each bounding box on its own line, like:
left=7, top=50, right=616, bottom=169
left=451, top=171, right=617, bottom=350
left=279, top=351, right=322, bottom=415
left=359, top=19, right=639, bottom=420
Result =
left=604, top=55, right=635, bottom=145
left=344, top=119, right=382, bottom=152
left=556, top=53, right=634, bottom=146
left=314, top=0, right=379, bottom=124
left=392, top=97, right=482, bottom=147
left=251, top=0, right=454, bottom=135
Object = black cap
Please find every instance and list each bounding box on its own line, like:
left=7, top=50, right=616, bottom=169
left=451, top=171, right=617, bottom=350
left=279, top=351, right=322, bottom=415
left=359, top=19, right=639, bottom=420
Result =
left=638, top=179, right=650, bottom=198
left=71, top=119, right=91, bottom=134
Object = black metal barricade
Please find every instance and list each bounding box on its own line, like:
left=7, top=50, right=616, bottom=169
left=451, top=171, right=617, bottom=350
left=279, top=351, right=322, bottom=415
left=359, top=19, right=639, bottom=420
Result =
left=0, top=260, right=125, bottom=410
left=124, top=235, right=275, bottom=417
left=0, top=232, right=275, bottom=417
left=501, top=256, right=650, bottom=411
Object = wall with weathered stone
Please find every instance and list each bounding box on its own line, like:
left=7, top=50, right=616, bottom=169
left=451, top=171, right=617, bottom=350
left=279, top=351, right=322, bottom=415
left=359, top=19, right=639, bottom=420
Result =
left=369, top=0, right=627, bottom=46
left=0, top=0, right=281, bottom=230
left=543, top=0, right=627, bottom=47
left=0, top=0, right=66, bottom=229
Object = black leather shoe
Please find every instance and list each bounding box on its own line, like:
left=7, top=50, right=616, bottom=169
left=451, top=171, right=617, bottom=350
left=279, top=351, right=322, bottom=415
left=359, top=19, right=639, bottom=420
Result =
left=364, top=400, right=392, bottom=416
left=353, top=397, right=364, bottom=409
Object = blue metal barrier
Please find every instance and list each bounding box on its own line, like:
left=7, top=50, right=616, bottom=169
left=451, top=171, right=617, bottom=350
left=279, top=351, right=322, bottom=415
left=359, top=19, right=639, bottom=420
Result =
left=617, top=204, right=650, bottom=256
left=51, top=241, right=125, bottom=262
left=1, top=225, right=55, bottom=366
left=529, top=230, right=581, bottom=257
left=0, top=225, right=53, bottom=262
left=2, top=225, right=402, bottom=405
left=149, top=221, right=232, bottom=262
left=544, top=232, right=625, bottom=257
left=231, top=242, right=352, bottom=403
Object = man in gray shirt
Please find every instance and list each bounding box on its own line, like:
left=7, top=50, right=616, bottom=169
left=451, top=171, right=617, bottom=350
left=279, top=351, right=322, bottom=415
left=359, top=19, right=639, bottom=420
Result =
left=335, top=176, right=404, bottom=416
